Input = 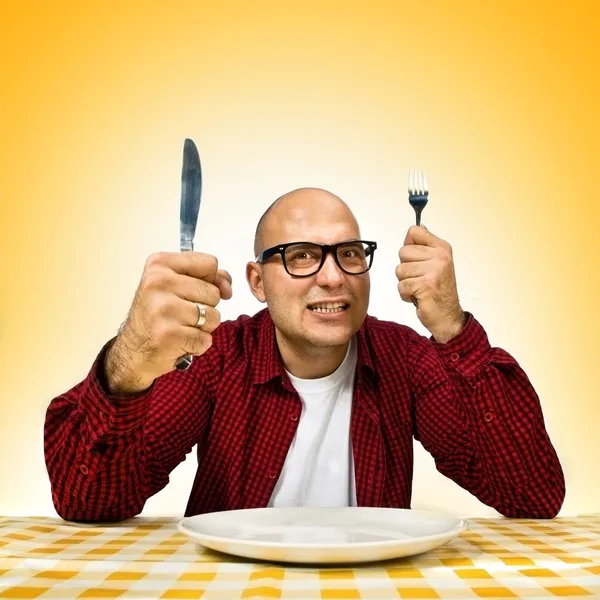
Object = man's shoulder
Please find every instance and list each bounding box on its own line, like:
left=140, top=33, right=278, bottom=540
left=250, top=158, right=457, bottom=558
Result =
left=363, top=313, right=419, bottom=339
left=355, top=314, right=430, bottom=374
left=212, top=308, right=271, bottom=346
left=355, top=314, right=423, bottom=361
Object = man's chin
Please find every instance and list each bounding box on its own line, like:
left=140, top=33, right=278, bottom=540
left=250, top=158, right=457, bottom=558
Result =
left=301, top=307, right=363, bottom=345
left=303, top=326, right=354, bottom=348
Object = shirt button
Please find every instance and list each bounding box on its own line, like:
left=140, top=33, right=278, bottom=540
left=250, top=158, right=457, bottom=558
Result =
left=267, top=470, right=277, bottom=479
left=80, top=465, right=89, bottom=475
left=450, top=352, right=460, bottom=362
left=484, top=411, right=494, bottom=422
left=290, top=414, right=299, bottom=422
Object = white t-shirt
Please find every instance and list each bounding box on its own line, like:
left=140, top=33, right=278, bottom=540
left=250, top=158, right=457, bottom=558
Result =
left=268, top=337, right=358, bottom=508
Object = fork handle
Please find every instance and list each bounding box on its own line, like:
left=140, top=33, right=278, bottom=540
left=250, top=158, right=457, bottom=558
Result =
left=414, top=208, right=424, bottom=226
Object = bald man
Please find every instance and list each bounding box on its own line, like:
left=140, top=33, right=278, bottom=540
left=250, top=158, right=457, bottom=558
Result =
left=44, top=188, right=565, bottom=522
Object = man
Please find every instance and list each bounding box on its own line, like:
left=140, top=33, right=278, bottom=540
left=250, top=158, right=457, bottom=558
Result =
left=44, top=188, right=565, bottom=522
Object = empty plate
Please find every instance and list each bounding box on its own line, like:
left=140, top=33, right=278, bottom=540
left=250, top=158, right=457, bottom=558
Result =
left=178, top=507, right=468, bottom=564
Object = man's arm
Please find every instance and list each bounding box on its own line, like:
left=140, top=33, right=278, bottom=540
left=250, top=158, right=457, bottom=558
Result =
left=44, top=250, right=233, bottom=523
left=43, top=334, right=225, bottom=523
left=408, top=313, right=565, bottom=518
left=395, top=224, right=565, bottom=517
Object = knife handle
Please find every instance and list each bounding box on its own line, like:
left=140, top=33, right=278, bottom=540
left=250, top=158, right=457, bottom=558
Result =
left=175, top=354, right=193, bottom=371
left=174, top=245, right=195, bottom=371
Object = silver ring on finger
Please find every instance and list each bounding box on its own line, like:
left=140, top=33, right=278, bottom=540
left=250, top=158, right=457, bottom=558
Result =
left=195, top=303, right=207, bottom=328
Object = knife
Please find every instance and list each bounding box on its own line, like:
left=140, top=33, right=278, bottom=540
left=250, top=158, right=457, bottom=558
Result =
left=175, top=138, right=202, bottom=371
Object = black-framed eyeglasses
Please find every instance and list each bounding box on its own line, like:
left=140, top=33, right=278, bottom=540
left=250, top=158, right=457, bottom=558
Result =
left=255, top=240, right=377, bottom=277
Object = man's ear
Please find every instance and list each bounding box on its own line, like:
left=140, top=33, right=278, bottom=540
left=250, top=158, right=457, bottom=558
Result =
left=246, top=262, right=267, bottom=303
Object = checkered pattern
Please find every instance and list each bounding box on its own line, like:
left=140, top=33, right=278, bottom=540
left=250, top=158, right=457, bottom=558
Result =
left=45, top=309, right=565, bottom=522
left=1, top=515, right=599, bottom=598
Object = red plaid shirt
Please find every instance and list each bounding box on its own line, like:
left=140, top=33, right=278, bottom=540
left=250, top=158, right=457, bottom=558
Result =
left=44, top=309, right=565, bottom=522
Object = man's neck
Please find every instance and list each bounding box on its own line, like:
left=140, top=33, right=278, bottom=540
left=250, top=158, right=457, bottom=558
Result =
left=275, top=329, right=350, bottom=380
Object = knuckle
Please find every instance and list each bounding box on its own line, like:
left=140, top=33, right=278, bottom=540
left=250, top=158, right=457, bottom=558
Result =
left=398, top=283, right=410, bottom=302
left=143, top=271, right=167, bottom=291
left=145, top=294, right=172, bottom=321
left=206, top=308, right=221, bottom=332
left=180, top=331, right=196, bottom=354
left=193, top=331, right=213, bottom=354
left=423, top=273, right=437, bottom=288
left=218, top=268, right=232, bottom=284
left=145, top=251, right=169, bottom=270
left=196, top=252, right=218, bottom=273
left=201, top=282, right=221, bottom=307
left=439, top=249, right=452, bottom=264
left=210, top=284, right=222, bottom=306
left=203, top=332, right=213, bottom=352
left=181, top=329, right=213, bottom=356
left=154, top=322, right=173, bottom=346
left=397, top=264, right=410, bottom=281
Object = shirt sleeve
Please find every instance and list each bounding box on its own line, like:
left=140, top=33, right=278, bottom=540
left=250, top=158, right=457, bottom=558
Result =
left=43, top=329, right=229, bottom=523
left=408, top=312, right=566, bottom=518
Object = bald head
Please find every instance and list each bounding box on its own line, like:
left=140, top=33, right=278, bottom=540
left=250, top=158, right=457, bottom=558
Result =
left=253, top=188, right=360, bottom=257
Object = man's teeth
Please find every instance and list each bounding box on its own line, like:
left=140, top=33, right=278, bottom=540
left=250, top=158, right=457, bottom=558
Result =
left=309, top=302, right=347, bottom=313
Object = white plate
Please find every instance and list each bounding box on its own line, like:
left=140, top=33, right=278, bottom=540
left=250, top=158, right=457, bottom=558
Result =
left=177, top=507, right=468, bottom=564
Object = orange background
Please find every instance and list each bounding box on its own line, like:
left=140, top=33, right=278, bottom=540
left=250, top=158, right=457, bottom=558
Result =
left=0, top=0, right=598, bottom=516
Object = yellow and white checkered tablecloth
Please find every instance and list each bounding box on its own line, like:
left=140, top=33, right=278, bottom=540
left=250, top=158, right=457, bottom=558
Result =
left=1, top=515, right=599, bottom=599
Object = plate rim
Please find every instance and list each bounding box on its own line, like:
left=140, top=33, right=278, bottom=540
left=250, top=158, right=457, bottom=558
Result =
left=177, top=507, right=469, bottom=550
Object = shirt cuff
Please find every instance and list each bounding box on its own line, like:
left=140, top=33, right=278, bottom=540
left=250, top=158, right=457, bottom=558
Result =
left=430, top=312, right=492, bottom=379
left=78, top=339, right=153, bottom=443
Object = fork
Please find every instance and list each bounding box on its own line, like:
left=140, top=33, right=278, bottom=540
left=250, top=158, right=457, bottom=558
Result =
left=407, top=170, right=429, bottom=308
left=408, top=170, right=429, bottom=226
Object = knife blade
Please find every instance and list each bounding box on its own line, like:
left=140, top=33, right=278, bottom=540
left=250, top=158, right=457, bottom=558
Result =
left=179, top=138, right=202, bottom=252
left=175, top=138, right=202, bottom=371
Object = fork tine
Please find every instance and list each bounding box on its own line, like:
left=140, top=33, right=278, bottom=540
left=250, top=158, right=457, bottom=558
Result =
left=408, top=170, right=430, bottom=195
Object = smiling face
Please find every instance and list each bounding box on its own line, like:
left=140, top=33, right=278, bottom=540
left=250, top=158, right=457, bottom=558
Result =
left=246, top=188, right=371, bottom=353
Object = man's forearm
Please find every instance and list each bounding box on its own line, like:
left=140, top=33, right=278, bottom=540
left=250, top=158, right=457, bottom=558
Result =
left=103, top=335, right=156, bottom=396
left=412, top=316, right=566, bottom=518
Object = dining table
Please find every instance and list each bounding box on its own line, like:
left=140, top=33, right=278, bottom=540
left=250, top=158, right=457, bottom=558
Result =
left=1, top=513, right=599, bottom=599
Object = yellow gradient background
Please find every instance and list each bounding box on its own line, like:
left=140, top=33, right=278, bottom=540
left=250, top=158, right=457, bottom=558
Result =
left=1, top=1, right=598, bottom=517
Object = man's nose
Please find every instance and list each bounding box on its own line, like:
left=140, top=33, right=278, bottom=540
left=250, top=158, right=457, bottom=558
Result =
left=315, top=252, right=345, bottom=287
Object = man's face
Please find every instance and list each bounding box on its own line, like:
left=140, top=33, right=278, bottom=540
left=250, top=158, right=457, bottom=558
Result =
left=249, top=193, right=371, bottom=350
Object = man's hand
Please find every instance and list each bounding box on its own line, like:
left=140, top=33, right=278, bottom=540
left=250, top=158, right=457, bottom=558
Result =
left=396, top=226, right=466, bottom=343
left=104, top=252, right=233, bottom=395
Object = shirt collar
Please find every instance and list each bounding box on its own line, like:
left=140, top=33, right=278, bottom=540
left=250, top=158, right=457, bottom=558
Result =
left=251, top=309, right=376, bottom=387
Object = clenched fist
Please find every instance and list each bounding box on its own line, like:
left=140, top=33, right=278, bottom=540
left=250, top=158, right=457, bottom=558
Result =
left=396, top=226, right=466, bottom=343
left=104, top=251, right=232, bottom=395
